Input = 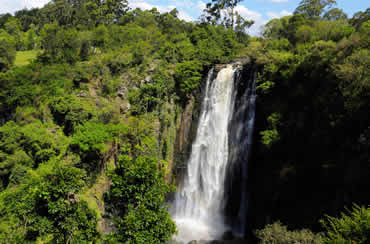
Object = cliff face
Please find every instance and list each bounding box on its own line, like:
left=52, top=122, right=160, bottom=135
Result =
left=169, top=70, right=208, bottom=188
left=247, top=138, right=370, bottom=239
left=245, top=64, right=370, bottom=239
left=171, top=98, right=196, bottom=187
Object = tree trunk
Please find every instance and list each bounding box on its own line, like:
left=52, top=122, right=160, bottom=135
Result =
left=231, top=0, right=235, bottom=29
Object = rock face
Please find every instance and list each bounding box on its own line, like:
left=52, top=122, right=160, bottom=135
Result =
left=177, top=99, right=193, bottom=154
left=233, top=57, right=251, bottom=66
left=214, top=58, right=251, bottom=72
left=214, top=64, right=228, bottom=72
left=173, top=96, right=199, bottom=190
left=117, top=85, right=128, bottom=99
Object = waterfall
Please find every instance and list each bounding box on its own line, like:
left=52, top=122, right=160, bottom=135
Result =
left=227, top=68, right=256, bottom=238
left=172, top=64, right=256, bottom=243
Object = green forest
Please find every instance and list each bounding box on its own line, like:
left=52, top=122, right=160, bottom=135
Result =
left=0, top=0, right=369, bottom=243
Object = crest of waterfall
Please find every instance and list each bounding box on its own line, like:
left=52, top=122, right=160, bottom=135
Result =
left=171, top=64, right=256, bottom=243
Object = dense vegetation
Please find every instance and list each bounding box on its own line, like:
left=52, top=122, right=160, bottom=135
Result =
left=0, top=0, right=249, bottom=242
left=0, top=0, right=368, bottom=243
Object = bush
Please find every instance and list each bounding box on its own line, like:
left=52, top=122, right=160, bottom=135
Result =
left=92, top=25, right=109, bottom=48
left=101, top=50, right=133, bottom=74
left=175, top=60, right=203, bottom=97
left=255, top=222, right=324, bottom=243
left=50, top=94, right=96, bottom=135
left=106, top=154, right=176, bottom=244
left=0, top=161, right=99, bottom=243
left=320, top=204, right=370, bottom=244
left=70, top=122, right=125, bottom=172
left=0, top=121, right=69, bottom=189
left=0, top=30, right=16, bottom=71
left=40, top=23, right=80, bottom=63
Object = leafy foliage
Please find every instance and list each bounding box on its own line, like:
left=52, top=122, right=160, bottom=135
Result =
left=40, top=23, right=80, bottom=63
left=0, top=1, right=250, bottom=243
left=294, top=0, right=337, bottom=18
left=0, top=121, right=68, bottom=189
left=320, top=205, right=370, bottom=243
left=255, top=222, right=324, bottom=243
left=0, top=161, right=99, bottom=243
left=71, top=122, right=125, bottom=172
left=175, top=60, right=203, bottom=97
left=0, top=30, right=16, bottom=71
left=106, top=154, right=176, bottom=243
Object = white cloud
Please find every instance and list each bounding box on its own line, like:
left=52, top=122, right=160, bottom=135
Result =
left=22, top=0, right=49, bottom=8
left=234, top=5, right=265, bottom=36
left=280, top=10, right=292, bottom=16
left=177, top=10, right=193, bottom=22
left=267, top=10, right=292, bottom=19
left=0, top=0, right=49, bottom=14
left=128, top=0, right=194, bottom=21
left=197, top=1, right=206, bottom=12
left=271, top=0, right=289, bottom=3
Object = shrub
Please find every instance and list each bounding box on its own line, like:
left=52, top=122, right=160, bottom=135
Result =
left=320, top=204, right=370, bottom=244
left=49, top=94, right=95, bottom=135
left=0, top=30, right=16, bottom=71
left=175, top=60, right=203, bottom=97
left=255, top=221, right=324, bottom=243
left=0, top=161, right=99, bottom=243
left=70, top=122, right=126, bottom=172
left=40, top=23, right=80, bottom=63
left=106, top=154, right=176, bottom=244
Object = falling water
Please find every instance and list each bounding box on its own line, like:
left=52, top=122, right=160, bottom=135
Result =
left=172, top=63, right=256, bottom=243
left=227, top=68, right=256, bottom=238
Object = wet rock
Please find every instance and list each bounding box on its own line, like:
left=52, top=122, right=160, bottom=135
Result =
left=232, top=57, right=251, bottom=66
left=214, top=58, right=251, bottom=72
left=215, top=64, right=228, bottom=72
left=178, top=100, right=194, bottom=153
left=222, top=231, right=234, bottom=240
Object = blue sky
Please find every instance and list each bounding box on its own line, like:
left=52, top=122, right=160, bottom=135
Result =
left=0, top=0, right=368, bottom=35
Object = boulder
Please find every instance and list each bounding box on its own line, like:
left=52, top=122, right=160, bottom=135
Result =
left=117, top=86, right=128, bottom=99
left=120, top=102, right=130, bottom=114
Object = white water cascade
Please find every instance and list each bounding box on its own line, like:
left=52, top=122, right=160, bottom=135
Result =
left=172, top=64, right=242, bottom=243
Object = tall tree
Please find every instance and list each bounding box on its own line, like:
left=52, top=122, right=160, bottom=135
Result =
left=350, top=8, right=370, bottom=30
left=202, top=0, right=253, bottom=31
left=0, top=30, right=16, bottom=72
left=323, top=8, right=347, bottom=21
left=106, top=154, right=176, bottom=243
left=40, top=0, right=129, bottom=27
left=0, top=13, right=12, bottom=29
left=294, top=0, right=336, bottom=18
left=14, top=8, right=41, bottom=32
left=4, top=18, right=23, bottom=50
